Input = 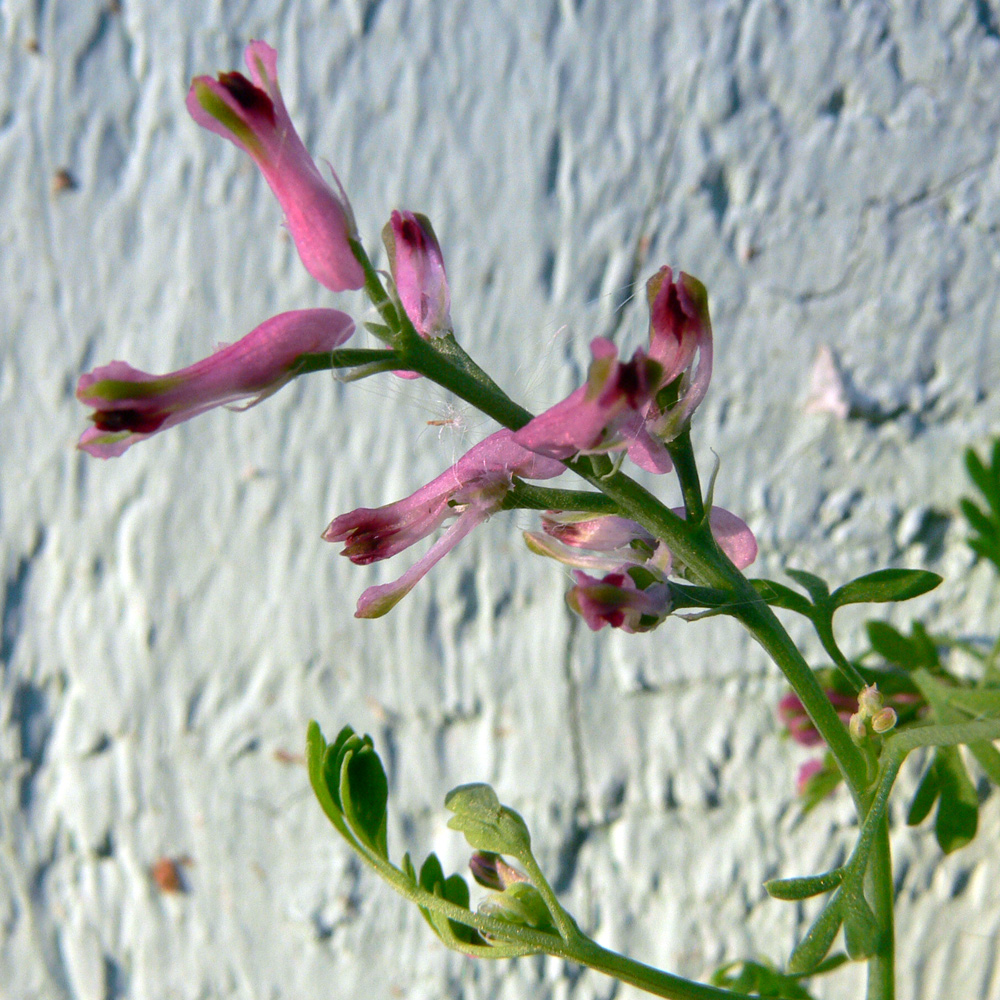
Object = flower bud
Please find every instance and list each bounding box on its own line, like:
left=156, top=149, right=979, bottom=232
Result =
left=383, top=210, right=452, bottom=337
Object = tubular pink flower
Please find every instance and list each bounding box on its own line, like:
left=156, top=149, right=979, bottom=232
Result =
left=778, top=690, right=858, bottom=747
left=525, top=507, right=757, bottom=576
left=383, top=210, right=452, bottom=337
left=567, top=570, right=671, bottom=633
left=76, top=309, right=354, bottom=458
left=643, top=267, right=714, bottom=440
left=187, top=41, right=364, bottom=292
left=512, top=338, right=672, bottom=473
left=796, top=759, right=825, bottom=796
left=323, top=429, right=564, bottom=618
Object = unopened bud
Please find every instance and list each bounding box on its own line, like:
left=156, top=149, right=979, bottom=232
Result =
left=849, top=713, right=867, bottom=742
left=857, top=683, right=883, bottom=718
left=871, top=707, right=898, bottom=734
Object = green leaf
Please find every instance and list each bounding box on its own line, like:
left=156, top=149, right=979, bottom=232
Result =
left=751, top=579, right=815, bottom=617
left=935, top=686, right=1000, bottom=719
left=785, top=569, right=830, bottom=604
left=765, top=869, right=843, bottom=901
left=906, top=746, right=979, bottom=853
left=968, top=741, right=1000, bottom=786
left=933, top=746, right=978, bottom=853
left=965, top=446, right=1000, bottom=507
left=444, top=783, right=532, bottom=860
left=415, top=854, right=482, bottom=946
left=906, top=760, right=940, bottom=826
left=341, top=742, right=389, bottom=858
left=787, top=895, right=844, bottom=975
left=840, top=887, right=879, bottom=960
left=485, top=883, right=556, bottom=933
left=710, top=959, right=817, bottom=998
left=830, top=569, right=942, bottom=608
left=960, top=499, right=997, bottom=540
left=307, top=722, right=352, bottom=841
left=865, top=621, right=938, bottom=670
left=798, top=755, right=844, bottom=814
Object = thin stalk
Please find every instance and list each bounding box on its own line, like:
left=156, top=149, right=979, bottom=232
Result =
left=666, top=429, right=704, bottom=522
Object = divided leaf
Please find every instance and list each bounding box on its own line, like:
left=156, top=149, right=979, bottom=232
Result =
left=710, top=959, right=820, bottom=998
left=444, top=783, right=532, bottom=861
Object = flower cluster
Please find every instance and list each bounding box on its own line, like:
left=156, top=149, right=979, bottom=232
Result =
left=75, top=40, right=755, bottom=631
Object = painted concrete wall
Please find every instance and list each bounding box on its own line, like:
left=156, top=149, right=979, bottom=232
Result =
left=2, top=1, right=999, bottom=997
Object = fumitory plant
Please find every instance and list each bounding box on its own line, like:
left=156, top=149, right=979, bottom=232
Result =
left=76, top=40, right=1000, bottom=1000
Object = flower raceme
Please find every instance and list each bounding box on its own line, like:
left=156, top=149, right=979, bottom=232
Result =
left=187, top=41, right=364, bottom=293
left=324, top=430, right=565, bottom=618
left=513, top=268, right=713, bottom=473
left=76, top=309, right=355, bottom=457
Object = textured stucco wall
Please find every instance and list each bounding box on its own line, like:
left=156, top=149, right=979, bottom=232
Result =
left=2, top=1, right=1000, bottom=997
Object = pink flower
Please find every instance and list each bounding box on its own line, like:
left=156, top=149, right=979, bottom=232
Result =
left=524, top=507, right=758, bottom=577
left=643, top=267, right=713, bottom=440
left=777, top=690, right=857, bottom=747
left=187, top=41, right=364, bottom=293
left=324, top=429, right=564, bottom=618
left=383, top=211, right=452, bottom=338
left=796, top=759, right=825, bottom=797
left=567, top=570, right=671, bottom=633
left=76, top=309, right=354, bottom=457
left=512, top=338, right=672, bottom=473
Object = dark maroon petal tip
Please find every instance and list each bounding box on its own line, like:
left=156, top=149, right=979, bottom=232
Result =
left=218, top=71, right=277, bottom=124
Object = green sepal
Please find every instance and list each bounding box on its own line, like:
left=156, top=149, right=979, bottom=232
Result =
left=830, top=569, right=941, bottom=608
left=444, top=783, right=532, bottom=861
left=765, top=868, right=844, bottom=901
left=787, top=895, right=843, bottom=975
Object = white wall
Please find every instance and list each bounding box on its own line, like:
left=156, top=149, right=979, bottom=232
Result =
left=2, top=1, right=999, bottom=997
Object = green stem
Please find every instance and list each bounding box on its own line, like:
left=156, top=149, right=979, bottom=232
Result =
left=571, top=938, right=741, bottom=1000
left=295, top=348, right=402, bottom=373
left=866, top=820, right=895, bottom=1000
left=502, top=482, right=622, bottom=514
left=666, top=429, right=705, bottom=523
left=812, top=616, right=868, bottom=694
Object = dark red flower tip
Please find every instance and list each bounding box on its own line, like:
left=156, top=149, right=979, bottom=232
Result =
left=91, top=409, right=168, bottom=435
left=218, top=71, right=276, bottom=124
